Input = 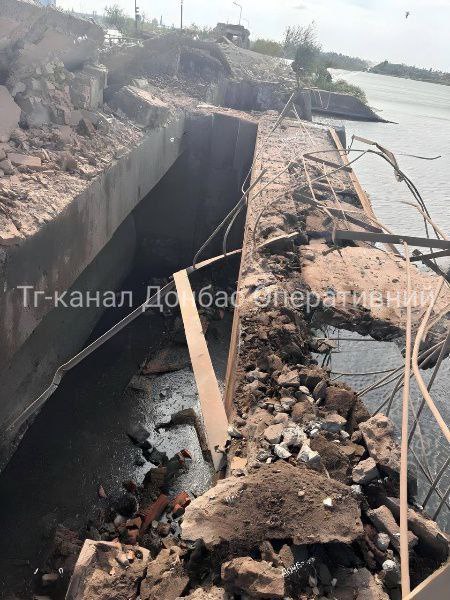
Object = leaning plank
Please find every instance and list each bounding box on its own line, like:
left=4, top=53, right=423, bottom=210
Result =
left=173, top=269, right=228, bottom=471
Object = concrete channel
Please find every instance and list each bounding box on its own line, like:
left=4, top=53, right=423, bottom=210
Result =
left=0, top=3, right=449, bottom=599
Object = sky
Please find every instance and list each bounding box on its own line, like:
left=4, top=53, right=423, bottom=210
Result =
left=57, top=0, right=450, bottom=71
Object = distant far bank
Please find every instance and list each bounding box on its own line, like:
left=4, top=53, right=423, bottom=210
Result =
left=369, top=60, right=450, bottom=87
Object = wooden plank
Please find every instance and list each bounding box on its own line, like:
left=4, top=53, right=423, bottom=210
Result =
left=173, top=269, right=228, bottom=471
left=404, top=561, right=450, bottom=600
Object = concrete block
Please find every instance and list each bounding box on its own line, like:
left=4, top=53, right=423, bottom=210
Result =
left=367, top=505, right=417, bottom=552
left=352, top=457, right=380, bottom=484
left=384, top=496, right=449, bottom=561
left=15, top=95, right=52, bottom=127
left=8, top=153, right=42, bottom=169
left=0, top=86, right=20, bottom=142
left=110, top=86, right=170, bottom=128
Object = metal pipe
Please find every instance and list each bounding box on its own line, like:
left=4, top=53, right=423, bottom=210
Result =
left=422, top=457, right=450, bottom=509
left=411, top=278, right=450, bottom=444
left=400, top=243, right=412, bottom=597
left=432, top=483, right=450, bottom=521
left=408, top=330, right=450, bottom=445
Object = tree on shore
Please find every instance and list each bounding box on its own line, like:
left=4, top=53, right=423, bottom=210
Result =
left=283, top=23, right=319, bottom=62
left=251, top=38, right=283, bottom=57
left=104, top=5, right=128, bottom=32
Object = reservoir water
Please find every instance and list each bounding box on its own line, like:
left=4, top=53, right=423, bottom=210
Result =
left=328, top=69, right=450, bottom=256
left=323, top=71, right=450, bottom=530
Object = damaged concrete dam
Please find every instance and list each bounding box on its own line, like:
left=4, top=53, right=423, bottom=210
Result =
left=0, top=2, right=449, bottom=599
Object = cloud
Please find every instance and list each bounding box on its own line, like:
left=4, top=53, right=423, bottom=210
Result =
left=292, top=3, right=308, bottom=9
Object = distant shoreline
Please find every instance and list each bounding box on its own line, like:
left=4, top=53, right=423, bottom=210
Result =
left=332, top=68, right=450, bottom=88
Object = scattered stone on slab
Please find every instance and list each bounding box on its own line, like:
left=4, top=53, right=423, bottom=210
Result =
left=65, top=540, right=149, bottom=600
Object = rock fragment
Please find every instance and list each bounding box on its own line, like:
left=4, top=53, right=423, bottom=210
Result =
left=367, top=505, right=417, bottom=551
left=383, top=496, right=449, bottom=561
left=352, top=457, right=380, bottom=485
left=263, top=423, right=284, bottom=444
left=0, top=86, right=20, bottom=142
left=333, top=567, right=389, bottom=599
left=221, top=557, right=285, bottom=599
left=321, top=412, right=347, bottom=433
left=181, top=462, right=363, bottom=548
left=298, top=443, right=321, bottom=468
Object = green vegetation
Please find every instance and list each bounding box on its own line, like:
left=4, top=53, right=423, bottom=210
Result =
left=104, top=4, right=128, bottom=31
left=103, top=4, right=160, bottom=35
left=315, top=76, right=367, bottom=104
left=251, top=38, right=283, bottom=57
left=370, top=60, right=450, bottom=85
left=184, top=23, right=214, bottom=40
left=268, top=23, right=367, bottom=103
left=321, top=51, right=368, bottom=72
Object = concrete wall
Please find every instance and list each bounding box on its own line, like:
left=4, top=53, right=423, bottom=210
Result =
left=0, top=115, right=185, bottom=464
left=209, top=79, right=384, bottom=122
left=134, top=111, right=258, bottom=275
left=0, top=109, right=258, bottom=468
left=310, top=89, right=385, bottom=121
left=0, top=0, right=103, bottom=71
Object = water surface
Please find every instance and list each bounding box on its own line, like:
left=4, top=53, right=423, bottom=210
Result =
left=328, top=70, right=450, bottom=258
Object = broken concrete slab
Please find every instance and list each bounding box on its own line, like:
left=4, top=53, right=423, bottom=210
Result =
left=65, top=540, right=149, bottom=600
left=367, top=505, right=417, bottom=552
left=0, top=0, right=104, bottom=71
left=181, top=462, right=363, bottom=549
left=140, top=548, right=189, bottom=600
left=8, top=152, right=41, bottom=169
left=221, top=556, right=285, bottom=599
left=178, top=587, right=229, bottom=599
left=0, top=86, right=20, bottom=142
left=358, top=413, right=417, bottom=498
left=110, top=86, right=170, bottom=129
left=352, top=457, right=380, bottom=485
left=333, top=567, right=389, bottom=600
left=384, top=496, right=449, bottom=561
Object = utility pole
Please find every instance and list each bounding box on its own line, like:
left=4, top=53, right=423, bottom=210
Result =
left=180, top=0, right=184, bottom=31
left=134, top=0, right=139, bottom=32
left=233, top=1, right=242, bottom=25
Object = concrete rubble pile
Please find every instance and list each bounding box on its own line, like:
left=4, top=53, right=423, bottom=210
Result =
left=54, top=156, right=448, bottom=600
left=0, top=3, right=448, bottom=600
left=0, top=0, right=177, bottom=246
left=54, top=343, right=448, bottom=599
